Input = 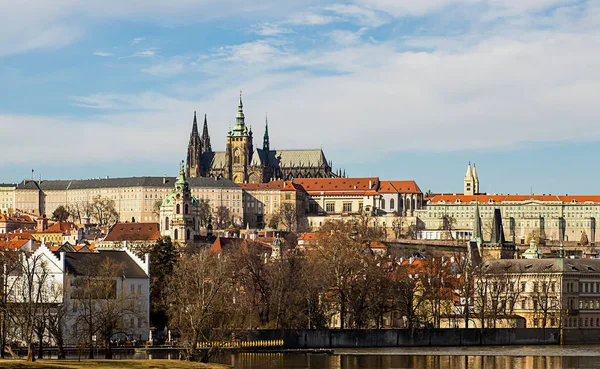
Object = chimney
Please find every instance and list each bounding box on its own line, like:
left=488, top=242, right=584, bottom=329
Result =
left=369, top=180, right=372, bottom=189
left=163, top=176, right=167, bottom=184
left=409, top=256, right=414, bottom=265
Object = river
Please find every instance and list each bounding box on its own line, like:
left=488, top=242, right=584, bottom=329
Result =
left=207, top=346, right=600, bottom=369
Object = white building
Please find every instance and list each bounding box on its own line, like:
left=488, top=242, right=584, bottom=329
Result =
left=7, top=245, right=150, bottom=345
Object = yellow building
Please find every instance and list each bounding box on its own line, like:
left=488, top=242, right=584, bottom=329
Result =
left=0, top=184, right=15, bottom=214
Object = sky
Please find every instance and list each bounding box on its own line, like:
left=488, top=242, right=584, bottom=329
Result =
left=1, top=0, right=599, bottom=194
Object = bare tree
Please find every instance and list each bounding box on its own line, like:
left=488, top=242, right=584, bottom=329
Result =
left=197, top=199, right=211, bottom=228
left=214, top=206, right=232, bottom=229
left=89, top=195, right=119, bottom=226
left=164, top=250, right=238, bottom=362
left=7, top=253, right=56, bottom=361
left=67, top=201, right=91, bottom=224
left=531, top=273, right=561, bottom=328
left=271, top=203, right=297, bottom=232
left=72, top=257, right=146, bottom=359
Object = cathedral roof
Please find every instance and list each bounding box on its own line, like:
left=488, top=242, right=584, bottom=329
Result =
left=269, top=149, right=328, bottom=169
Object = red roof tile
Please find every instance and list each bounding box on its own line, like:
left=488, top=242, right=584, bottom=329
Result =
left=103, top=223, right=161, bottom=242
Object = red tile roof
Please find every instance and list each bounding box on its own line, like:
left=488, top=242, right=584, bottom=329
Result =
left=429, top=194, right=600, bottom=204
left=292, top=178, right=378, bottom=194
left=379, top=180, right=422, bottom=194
left=298, top=232, right=318, bottom=241
left=103, top=223, right=161, bottom=242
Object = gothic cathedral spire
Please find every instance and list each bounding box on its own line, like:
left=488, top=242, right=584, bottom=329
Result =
left=201, top=114, right=212, bottom=153
left=186, top=111, right=202, bottom=178
left=263, top=114, right=270, bottom=151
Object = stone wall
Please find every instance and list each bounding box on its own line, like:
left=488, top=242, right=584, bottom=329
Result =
left=243, top=329, right=560, bottom=348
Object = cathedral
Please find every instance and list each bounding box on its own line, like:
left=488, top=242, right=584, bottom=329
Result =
left=186, top=92, right=335, bottom=183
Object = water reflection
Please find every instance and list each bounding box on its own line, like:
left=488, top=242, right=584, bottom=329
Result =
left=213, top=353, right=600, bottom=369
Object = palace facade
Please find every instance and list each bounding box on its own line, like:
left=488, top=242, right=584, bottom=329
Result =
left=417, top=163, right=600, bottom=245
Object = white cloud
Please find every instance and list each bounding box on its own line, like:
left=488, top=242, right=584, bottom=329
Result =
left=93, top=51, right=113, bottom=57
left=130, top=37, right=146, bottom=45
left=252, top=22, right=293, bottom=36
left=142, top=58, right=190, bottom=77
left=324, top=4, right=391, bottom=27
left=129, top=47, right=160, bottom=58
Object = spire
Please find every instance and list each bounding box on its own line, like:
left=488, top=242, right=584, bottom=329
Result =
left=186, top=111, right=201, bottom=178
left=232, top=90, right=248, bottom=137
left=201, top=114, right=212, bottom=152
left=263, top=114, right=270, bottom=151
left=472, top=201, right=482, bottom=242
left=465, top=162, right=473, bottom=180
left=473, top=162, right=478, bottom=180
left=192, top=111, right=198, bottom=135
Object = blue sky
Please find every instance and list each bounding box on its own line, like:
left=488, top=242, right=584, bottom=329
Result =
left=1, top=0, right=599, bottom=194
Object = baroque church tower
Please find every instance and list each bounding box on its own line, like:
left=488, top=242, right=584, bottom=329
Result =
left=225, top=91, right=253, bottom=183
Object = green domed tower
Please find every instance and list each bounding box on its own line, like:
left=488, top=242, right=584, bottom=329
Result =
left=160, top=161, right=201, bottom=243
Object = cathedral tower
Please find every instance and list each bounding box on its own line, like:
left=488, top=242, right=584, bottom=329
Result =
left=225, top=91, right=253, bottom=183
left=201, top=114, right=212, bottom=153
left=186, top=112, right=202, bottom=178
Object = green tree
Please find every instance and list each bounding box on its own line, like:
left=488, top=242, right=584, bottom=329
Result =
left=52, top=205, right=70, bottom=222
left=150, top=237, right=178, bottom=330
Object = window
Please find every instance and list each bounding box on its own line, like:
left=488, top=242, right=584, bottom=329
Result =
left=358, top=202, right=363, bottom=212
left=381, top=199, right=386, bottom=209
left=137, top=284, right=142, bottom=295
left=184, top=204, right=189, bottom=214
left=343, top=203, right=352, bottom=212
left=285, top=194, right=291, bottom=200
left=174, top=229, right=178, bottom=240
left=176, top=204, right=180, bottom=214
left=326, top=202, right=335, bottom=213
left=521, top=282, right=526, bottom=292
left=186, top=229, right=190, bottom=240
left=165, top=217, right=170, bottom=231
left=390, top=198, right=395, bottom=210
left=130, top=285, right=135, bottom=294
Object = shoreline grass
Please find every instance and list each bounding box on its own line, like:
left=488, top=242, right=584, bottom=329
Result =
left=0, top=359, right=229, bottom=369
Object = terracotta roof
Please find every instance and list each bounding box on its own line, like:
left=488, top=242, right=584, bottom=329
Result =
left=43, top=222, right=78, bottom=234
left=298, top=233, right=318, bottom=241
left=0, top=214, right=35, bottom=223
left=103, top=223, right=161, bottom=242
left=379, top=180, right=422, bottom=194
left=0, top=239, right=30, bottom=250
left=209, top=237, right=247, bottom=254
left=429, top=194, right=600, bottom=204
left=292, top=178, right=378, bottom=194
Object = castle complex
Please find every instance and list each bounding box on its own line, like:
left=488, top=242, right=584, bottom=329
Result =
left=185, top=92, right=334, bottom=183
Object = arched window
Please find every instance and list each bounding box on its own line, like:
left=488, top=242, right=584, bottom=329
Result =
left=184, top=204, right=189, bottom=215
left=234, top=149, right=241, bottom=164
left=381, top=199, right=386, bottom=209
left=176, top=204, right=180, bottom=214
left=174, top=229, right=178, bottom=240
left=165, top=217, right=169, bottom=231
left=390, top=198, right=395, bottom=210
left=186, top=229, right=190, bottom=240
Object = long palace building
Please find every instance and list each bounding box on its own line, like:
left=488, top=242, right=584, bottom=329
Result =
left=416, top=163, right=600, bottom=245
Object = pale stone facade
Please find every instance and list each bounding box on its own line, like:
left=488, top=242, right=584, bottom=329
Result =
left=417, top=164, right=600, bottom=244
left=0, top=184, right=15, bottom=213
left=481, top=259, right=600, bottom=329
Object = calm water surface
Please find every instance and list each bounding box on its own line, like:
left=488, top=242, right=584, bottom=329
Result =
left=208, top=346, right=600, bottom=369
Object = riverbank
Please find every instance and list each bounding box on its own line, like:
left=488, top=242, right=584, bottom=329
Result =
left=0, top=359, right=228, bottom=369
